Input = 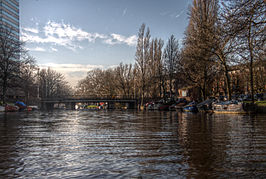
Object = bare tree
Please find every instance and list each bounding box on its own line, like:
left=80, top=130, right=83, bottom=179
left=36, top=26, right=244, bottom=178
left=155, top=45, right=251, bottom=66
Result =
left=135, top=23, right=150, bottom=107
left=115, top=63, right=135, bottom=98
left=180, top=47, right=218, bottom=100
left=76, top=68, right=119, bottom=98
left=19, top=54, right=38, bottom=104
left=197, top=0, right=237, bottom=100
left=0, top=26, right=25, bottom=104
left=148, top=38, right=164, bottom=99
left=38, top=68, right=71, bottom=98
left=223, top=0, right=266, bottom=102
left=163, top=35, right=180, bottom=98
left=155, top=39, right=165, bottom=98
left=101, top=68, right=117, bottom=97
left=85, top=69, right=104, bottom=96
left=254, top=52, right=266, bottom=93
left=181, top=0, right=219, bottom=100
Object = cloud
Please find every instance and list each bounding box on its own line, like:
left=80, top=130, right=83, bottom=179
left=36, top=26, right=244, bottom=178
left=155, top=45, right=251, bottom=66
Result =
left=39, top=63, right=105, bottom=87
left=21, top=30, right=77, bottom=50
left=44, top=20, right=107, bottom=42
left=26, top=47, right=46, bottom=52
left=40, top=63, right=104, bottom=72
left=22, top=20, right=137, bottom=51
left=50, top=47, right=58, bottom=52
left=22, top=21, right=104, bottom=50
left=23, top=27, right=39, bottom=33
left=104, top=33, right=137, bottom=46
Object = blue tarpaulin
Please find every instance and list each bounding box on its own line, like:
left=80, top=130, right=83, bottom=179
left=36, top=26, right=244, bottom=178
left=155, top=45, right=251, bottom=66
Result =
left=15, top=101, right=26, bottom=107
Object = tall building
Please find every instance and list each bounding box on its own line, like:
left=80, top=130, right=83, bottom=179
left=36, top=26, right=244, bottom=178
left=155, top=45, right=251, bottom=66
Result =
left=0, top=0, right=19, bottom=39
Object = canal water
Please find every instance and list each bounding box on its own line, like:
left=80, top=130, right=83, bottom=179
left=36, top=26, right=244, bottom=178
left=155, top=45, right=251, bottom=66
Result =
left=0, top=110, right=266, bottom=178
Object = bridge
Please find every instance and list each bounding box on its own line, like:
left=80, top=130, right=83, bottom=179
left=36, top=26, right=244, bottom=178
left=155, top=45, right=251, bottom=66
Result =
left=40, top=95, right=138, bottom=110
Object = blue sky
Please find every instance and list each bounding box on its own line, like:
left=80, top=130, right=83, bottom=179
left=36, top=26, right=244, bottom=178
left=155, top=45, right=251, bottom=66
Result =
left=20, top=0, right=192, bottom=86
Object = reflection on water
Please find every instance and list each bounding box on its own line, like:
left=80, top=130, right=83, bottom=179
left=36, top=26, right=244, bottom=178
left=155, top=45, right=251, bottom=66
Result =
left=0, top=111, right=266, bottom=178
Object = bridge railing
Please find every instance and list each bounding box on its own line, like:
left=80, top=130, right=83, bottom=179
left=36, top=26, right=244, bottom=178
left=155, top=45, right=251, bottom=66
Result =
left=41, top=95, right=138, bottom=101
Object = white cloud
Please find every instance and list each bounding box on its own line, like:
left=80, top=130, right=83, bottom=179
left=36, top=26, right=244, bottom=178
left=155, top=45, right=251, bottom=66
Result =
left=23, top=27, right=39, bottom=33
left=44, top=20, right=106, bottom=42
left=22, top=21, right=91, bottom=50
left=22, top=20, right=137, bottom=51
left=104, top=33, right=137, bottom=46
left=34, top=47, right=46, bottom=52
left=40, top=63, right=104, bottom=72
left=26, top=47, right=46, bottom=52
left=50, top=47, right=58, bottom=52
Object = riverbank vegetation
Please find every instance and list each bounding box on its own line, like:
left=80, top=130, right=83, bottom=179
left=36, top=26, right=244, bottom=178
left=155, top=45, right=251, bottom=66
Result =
left=76, top=0, right=265, bottom=105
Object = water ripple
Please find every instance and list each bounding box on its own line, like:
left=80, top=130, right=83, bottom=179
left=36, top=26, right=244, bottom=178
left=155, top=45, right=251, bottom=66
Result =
left=0, top=111, right=266, bottom=178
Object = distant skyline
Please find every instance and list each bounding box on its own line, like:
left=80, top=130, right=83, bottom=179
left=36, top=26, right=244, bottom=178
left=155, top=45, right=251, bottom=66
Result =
left=20, top=0, right=192, bottom=86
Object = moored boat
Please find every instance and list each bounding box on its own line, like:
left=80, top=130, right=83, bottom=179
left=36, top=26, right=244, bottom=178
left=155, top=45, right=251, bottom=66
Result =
left=0, top=106, right=5, bottom=112
left=28, top=105, right=38, bottom=111
left=158, top=99, right=176, bottom=111
left=174, top=98, right=188, bottom=111
left=197, top=99, right=215, bottom=112
left=158, top=103, right=171, bottom=110
left=146, top=102, right=155, bottom=110
left=212, top=101, right=253, bottom=114
left=26, top=106, right=33, bottom=111
left=183, top=101, right=198, bottom=112
left=5, top=104, right=19, bottom=112
left=15, top=101, right=27, bottom=111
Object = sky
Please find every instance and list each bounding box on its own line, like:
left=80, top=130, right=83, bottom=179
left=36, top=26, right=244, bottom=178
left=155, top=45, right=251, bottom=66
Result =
left=20, top=0, right=192, bottom=87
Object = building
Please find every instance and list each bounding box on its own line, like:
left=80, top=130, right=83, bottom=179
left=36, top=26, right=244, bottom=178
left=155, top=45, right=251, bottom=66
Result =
left=0, top=0, right=19, bottom=39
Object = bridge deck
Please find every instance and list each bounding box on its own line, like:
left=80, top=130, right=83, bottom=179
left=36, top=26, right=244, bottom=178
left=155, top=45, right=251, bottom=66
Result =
left=41, top=96, right=138, bottom=103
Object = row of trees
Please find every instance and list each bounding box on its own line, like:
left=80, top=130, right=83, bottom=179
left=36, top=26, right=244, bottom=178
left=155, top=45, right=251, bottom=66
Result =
left=181, top=0, right=265, bottom=102
left=76, top=25, right=183, bottom=107
left=76, top=0, right=265, bottom=105
left=0, top=26, right=72, bottom=105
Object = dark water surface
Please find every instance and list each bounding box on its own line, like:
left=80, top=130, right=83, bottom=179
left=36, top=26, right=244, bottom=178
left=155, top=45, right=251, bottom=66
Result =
left=0, top=110, right=266, bottom=178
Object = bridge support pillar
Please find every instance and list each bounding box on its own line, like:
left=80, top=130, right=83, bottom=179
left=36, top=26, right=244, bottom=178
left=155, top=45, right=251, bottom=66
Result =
left=41, top=102, right=54, bottom=110
left=71, top=102, right=76, bottom=110
left=40, top=102, right=45, bottom=110
left=66, top=102, right=76, bottom=110
left=128, top=102, right=136, bottom=109
left=107, top=102, right=115, bottom=109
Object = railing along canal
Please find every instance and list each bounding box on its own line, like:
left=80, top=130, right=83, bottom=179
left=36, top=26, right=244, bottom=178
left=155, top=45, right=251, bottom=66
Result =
left=41, top=95, right=138, bottom=102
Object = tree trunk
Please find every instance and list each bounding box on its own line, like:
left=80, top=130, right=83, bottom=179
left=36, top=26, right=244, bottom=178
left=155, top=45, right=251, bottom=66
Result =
left=248, top=22, right=255, bottom=104
left=141, top=80, right=145, bottom=107
left=2, top=76, right=7, bottom=105
left=249, top=53, right=254, bottom=103
left=203, top=68, right=207, bottom=100
left=200, top=86, right=204, bottom=102
left=224, top=65, right=232, bottom=101
left=169, top=76, right=173, bottom=98
left=216, top=54, right=231, bottom=101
